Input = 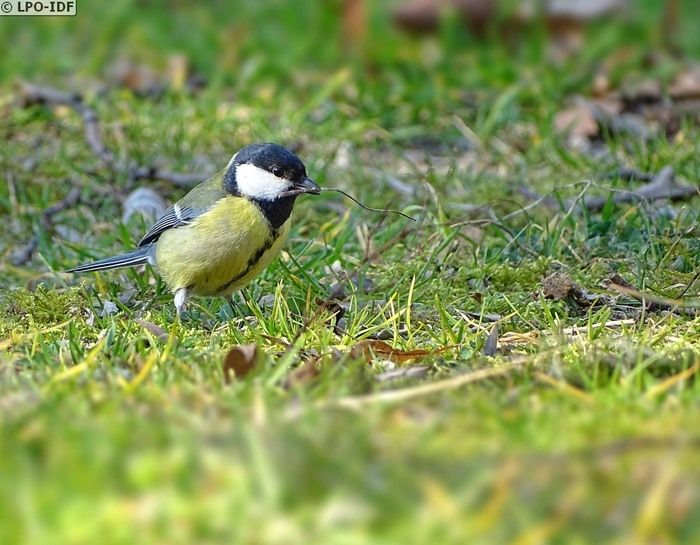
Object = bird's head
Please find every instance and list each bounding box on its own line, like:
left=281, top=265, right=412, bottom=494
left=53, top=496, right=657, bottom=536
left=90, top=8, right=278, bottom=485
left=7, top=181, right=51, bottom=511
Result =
left=224, top=143, right=320, bottom=202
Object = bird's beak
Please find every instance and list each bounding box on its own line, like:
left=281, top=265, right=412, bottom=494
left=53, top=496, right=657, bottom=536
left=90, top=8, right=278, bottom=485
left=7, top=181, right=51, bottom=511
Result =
left=297, top=177, right=321, bottom=195
left=279, top=177, right=321, bottom=198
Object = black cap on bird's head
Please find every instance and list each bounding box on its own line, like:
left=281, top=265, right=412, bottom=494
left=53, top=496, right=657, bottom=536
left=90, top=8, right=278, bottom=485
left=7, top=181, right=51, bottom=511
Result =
left=223, top=143, right=320, bottom=230
left=224, top=143, right=320, bottom=199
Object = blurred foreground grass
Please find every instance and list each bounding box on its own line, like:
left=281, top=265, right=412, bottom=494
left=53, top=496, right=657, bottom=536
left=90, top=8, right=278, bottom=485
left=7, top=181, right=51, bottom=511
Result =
left=2, top=1, right=700, bottom=543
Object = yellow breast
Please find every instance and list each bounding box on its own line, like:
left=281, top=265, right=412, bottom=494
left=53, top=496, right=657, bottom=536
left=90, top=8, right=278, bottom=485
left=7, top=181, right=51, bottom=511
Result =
left=154, top=196, right=291, bottom=296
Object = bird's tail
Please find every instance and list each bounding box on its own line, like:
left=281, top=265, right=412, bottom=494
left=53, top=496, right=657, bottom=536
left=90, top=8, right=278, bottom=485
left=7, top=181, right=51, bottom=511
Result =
left=66, top=246, right=153, bottom=273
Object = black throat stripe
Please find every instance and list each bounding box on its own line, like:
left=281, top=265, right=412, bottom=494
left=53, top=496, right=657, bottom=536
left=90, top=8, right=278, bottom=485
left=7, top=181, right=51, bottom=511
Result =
left=215, top=227, right=281, bottom=294
left=254, top=196, right=297, bottom=230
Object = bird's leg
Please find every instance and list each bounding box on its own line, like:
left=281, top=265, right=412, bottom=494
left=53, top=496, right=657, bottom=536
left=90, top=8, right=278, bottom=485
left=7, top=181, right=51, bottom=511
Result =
left=227, top=295, right=239, bottom=317
left=240, top=289, right=252, bottom=311
left=174, top=287, right=188, bottom=319
left=227, top=292, right=250, bottom=319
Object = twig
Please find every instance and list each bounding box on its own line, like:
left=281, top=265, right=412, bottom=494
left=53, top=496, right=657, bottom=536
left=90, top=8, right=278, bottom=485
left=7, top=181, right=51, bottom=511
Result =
left=581, top=166, right=698, bottom=212
left=80, top=105, right=115, bottom=166
left=19, top=82, right=207, bottom=187
left=11, top=186, right=82, bottom=265
left=14, top=83, right=210, bottom=264
left=519, top=166, right=698, bottom=214
left=21, top=82, right=115, bottom=167
left=497, top=318, right=637, bottom=347
left=130, top=166, right=208, bottom=188
left=286, top=362, right=520, bottom=417
left=605, top=166, right=654, bottom=183
left=517, top=185, right=560, bottom=211
left=561, top=319, right=636, bottom=335
left=606, top=279, right=700, bottom=316
left=678, top=270, right=700, bottom=299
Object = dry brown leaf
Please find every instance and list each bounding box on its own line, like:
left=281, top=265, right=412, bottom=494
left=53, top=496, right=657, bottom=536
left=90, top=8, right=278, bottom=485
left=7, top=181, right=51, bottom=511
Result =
left=393, top=0, right=496, bottom=34
left=106, top=55, right=204, bottom=95
left=669, top=67, right=700, bottom=101
left=554, top=100, right=599, bottom=148
left=106, top=58, right=162, bottom=95
left=284, top=357, right=322, bottom=389
left=350, top=340, right=453, bottom=363
left=554, top=97, right=623, bottom=144
left=223, top=344, right=259, bottom=383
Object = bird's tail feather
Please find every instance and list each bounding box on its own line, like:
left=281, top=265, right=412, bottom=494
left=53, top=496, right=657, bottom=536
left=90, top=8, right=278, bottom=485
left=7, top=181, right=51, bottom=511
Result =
left=67, top=246, right=153, bottom=273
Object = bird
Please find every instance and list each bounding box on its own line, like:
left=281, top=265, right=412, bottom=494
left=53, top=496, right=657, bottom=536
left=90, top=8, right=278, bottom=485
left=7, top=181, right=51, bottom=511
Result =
left=67, top=143, right=321, bottom=317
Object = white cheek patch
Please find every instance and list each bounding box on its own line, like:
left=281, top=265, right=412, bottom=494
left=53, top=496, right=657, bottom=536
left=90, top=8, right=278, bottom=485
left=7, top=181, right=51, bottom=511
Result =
left=235, top=163, right=291, bottom=200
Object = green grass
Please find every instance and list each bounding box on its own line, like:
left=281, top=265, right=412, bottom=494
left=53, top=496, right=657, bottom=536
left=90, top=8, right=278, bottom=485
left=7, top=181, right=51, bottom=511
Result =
left=2, top=1, right=700, bottom=543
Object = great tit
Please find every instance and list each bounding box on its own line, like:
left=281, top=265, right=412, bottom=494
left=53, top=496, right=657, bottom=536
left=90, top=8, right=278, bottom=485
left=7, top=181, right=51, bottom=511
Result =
left=67, top=143, right=321, bottom=317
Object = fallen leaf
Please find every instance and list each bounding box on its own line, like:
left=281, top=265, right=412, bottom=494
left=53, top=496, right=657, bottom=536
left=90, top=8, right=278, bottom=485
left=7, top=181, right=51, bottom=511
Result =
left=223, top=344, right=259, bottom=383
left=106, top=58, right=162, bottom=95
left=350, top=340, right=453, bottom=363
left=554, top=99, right=599, bottom=148
left=135, top=319, right=168, bottom=342
left=97, top=300, right=118, bottom=318
left=605, top=273, right=633, bottom=289
left=284, top=356, right=322, bottom=388
left=669, top=66, right=700, bottom=101
left=393, top=0, right=496, bottom=34
left=581, top=165, right=698, bottom=212
left=483, top=324, right=499, bottom=356
left=122, top=187, right=167, bottom=224
left=106, top=55, right=205, bottom=96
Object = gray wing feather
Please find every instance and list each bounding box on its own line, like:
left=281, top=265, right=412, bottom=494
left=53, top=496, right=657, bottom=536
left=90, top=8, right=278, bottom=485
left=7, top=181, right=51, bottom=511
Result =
left=138, top=205, right=205, bottom=246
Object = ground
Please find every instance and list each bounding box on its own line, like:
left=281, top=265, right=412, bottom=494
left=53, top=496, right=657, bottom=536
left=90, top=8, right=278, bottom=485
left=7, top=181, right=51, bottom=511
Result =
left=1, top=1, right=700, bottom=543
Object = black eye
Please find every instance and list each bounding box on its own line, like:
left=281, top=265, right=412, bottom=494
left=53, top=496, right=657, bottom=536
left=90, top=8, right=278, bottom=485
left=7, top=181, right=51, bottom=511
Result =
left=272, top=167, right=283, bottom=177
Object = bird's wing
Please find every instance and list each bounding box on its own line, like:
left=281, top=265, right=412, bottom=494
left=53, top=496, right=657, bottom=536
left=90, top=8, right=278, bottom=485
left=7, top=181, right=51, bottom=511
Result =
left=138, top=204, right=206, bottom=246
left=138, top=171, right=227, bottom=247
